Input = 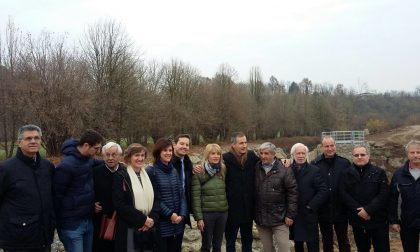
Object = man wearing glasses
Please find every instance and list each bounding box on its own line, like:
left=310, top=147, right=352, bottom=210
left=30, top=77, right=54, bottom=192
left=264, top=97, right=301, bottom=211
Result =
left=340, top=145, right=390, bottom=252
left=53, top=129, right=104, bottom=252
left=0, top=124, right=55, bottom=252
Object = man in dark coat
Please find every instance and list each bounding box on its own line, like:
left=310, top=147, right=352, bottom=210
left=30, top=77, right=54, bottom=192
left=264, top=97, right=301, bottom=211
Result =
left=172, top=134, right=193, bottom=228
left=53, top=129, right=104, bottom=252
left=389, top=140, right=420, bottom=252
left=92, top=142, right=124, bottom=252
left=290, top=143, right=328, bottom=252
left=0, top=124, right=55, bottom=252
left=340, top=145, right=390, bottom=252
left=311, top=136, right=351, bottom=252
left=254, top=142, right=298, bottom=252
left=224, top=132, right=259, bottom=252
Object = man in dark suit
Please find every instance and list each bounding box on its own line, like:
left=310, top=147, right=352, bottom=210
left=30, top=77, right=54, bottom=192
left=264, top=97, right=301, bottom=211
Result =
left=172, top=134, right=193, bottom=229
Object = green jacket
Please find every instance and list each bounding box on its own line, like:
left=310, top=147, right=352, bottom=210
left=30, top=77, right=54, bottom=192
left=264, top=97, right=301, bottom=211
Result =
left=191, top=171, right=228, bottom=220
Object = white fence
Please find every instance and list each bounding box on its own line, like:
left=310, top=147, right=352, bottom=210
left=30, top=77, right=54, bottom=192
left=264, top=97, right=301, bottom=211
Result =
left=321, top=131, right=365, bottom=144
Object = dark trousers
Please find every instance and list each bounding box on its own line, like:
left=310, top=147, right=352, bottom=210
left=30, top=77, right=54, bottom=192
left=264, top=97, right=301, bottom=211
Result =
left=319, top=221, right=351, bottom=252
left=201, top=212, right=228, bottom=252
left=225, top=221, right=253, bottom=252
left=294, top=240, right=319, bottom=252
left=93, top=214, right=115, bottom=252
left=156, top=232, right=183, bottom=252
left=352, top=226, right=390, bottom=252
left=400, top=227, right=420, bottom=252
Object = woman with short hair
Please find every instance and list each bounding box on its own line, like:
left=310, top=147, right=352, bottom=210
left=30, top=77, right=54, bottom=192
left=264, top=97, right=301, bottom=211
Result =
left=113, top=143, right=159, bottom=252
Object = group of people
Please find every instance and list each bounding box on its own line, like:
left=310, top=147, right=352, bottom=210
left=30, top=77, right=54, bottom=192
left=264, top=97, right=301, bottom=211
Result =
left=0, top=124, right=419, bottom=252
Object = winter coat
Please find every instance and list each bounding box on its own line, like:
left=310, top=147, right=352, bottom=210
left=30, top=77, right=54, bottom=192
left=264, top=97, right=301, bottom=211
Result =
left=223, top=150, right=259, bottom=225
left=389, top=161, right=420, bottom=229
left=254, top=159, right=298, bottom=227
left=340, top=162, right=389, bottom=228
left=290, top=162, right=328, bottom=242
left=311, top=154, right=351, bottom=222
left=0, top=148, right=55, bottom=250
left=53, top=139, right=101, bottom=229
left=191, top=170, right=228, bottom=220
left=92, top=163, right=124, bottom=252
left=172, top=155, right=193, bottom=227
left=112, top=168, right=160, bottom=252
left=146, top=161, right=187, bottom=237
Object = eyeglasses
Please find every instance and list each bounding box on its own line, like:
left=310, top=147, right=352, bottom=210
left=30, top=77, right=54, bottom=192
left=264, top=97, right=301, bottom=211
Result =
left=353, top=153, right=367, bottom=157
left=22, top=136, right=41, bottom=142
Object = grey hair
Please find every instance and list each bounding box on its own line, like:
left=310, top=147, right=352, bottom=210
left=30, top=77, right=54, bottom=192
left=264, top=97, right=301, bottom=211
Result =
left=230, top=132, right=246, bottom=144
left=102, top=141, right=123, bottom=155
left=406, top=140, right=420, bottom=153
left=259, top=142, right=276, bottom=154
left=290, top=143, right=309, bottom=163
left=321, top=135, right=336, bottom=145
left=17, top=124, right=42, bottom=140
left=352, top=144, right=370, bottom=155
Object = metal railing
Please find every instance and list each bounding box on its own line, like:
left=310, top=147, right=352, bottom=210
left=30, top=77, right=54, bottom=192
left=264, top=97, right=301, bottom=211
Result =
left=321, top=131, right=365, bottom=144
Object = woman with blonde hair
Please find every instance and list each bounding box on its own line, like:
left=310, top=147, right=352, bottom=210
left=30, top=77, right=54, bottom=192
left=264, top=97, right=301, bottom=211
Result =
left=192, top=143, right=228, bottom=252
left=113, top=143, right=160, bottom=252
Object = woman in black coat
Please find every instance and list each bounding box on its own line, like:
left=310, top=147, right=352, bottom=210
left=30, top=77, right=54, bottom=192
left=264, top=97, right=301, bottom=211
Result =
left=113, top=143, right=160, bottom=252
left=289, top=143, right=329, bottom=252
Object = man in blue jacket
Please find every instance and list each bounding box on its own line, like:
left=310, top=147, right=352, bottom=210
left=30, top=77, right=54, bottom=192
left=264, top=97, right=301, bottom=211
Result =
left=389, top=140, right=420, bottom=252
left=53, top=129, right=104, bottom=252
left=0, top=124, right=55, bottom=252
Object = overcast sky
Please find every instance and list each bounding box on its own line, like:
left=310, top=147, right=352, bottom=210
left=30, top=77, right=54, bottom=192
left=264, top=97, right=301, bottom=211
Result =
left=1, top=0, right=419, bottom=92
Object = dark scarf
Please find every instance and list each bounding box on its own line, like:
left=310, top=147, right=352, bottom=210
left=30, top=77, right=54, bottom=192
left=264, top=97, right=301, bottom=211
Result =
left=204, top=161, right=221, bottom=177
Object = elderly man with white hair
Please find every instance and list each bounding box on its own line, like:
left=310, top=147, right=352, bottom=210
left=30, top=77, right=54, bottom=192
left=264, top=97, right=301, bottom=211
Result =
left=92, top=142, right=124, bottom=252
left=289, top=143, right=328, bottom=252
left=254, top=142, right=298, bottom=252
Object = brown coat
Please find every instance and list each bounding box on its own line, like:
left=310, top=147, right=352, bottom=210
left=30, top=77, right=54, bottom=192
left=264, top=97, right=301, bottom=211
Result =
left=254, top=159, right=298, bottom=227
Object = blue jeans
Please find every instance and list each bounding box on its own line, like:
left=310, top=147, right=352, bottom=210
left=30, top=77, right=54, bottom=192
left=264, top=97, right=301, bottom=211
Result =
left=57, top=218, right=93, bottom=252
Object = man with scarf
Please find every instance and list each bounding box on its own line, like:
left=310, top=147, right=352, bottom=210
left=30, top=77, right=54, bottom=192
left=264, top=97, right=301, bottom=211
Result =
left=223, top=132, right=260, bottom=252
left=0, top=124, right=55, bottom=252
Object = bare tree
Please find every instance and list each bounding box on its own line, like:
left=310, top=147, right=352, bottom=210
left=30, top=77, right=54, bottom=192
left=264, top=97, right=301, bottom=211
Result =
left=81, top=19, right=140, bottom=143
left=20, top=31, right=90, bottom=155
left=0, top=19, right=25, bottom=157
